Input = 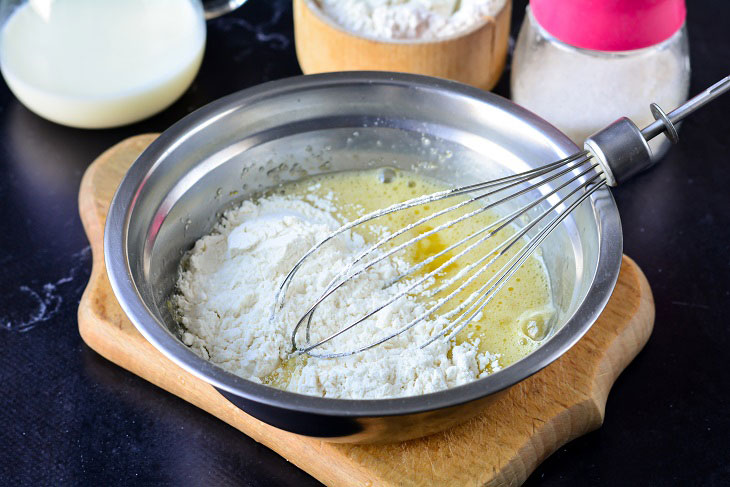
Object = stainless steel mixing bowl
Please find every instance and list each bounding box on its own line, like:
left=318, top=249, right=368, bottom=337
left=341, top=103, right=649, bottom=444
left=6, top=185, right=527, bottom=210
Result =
left=105, top=72, right=622, bottom=443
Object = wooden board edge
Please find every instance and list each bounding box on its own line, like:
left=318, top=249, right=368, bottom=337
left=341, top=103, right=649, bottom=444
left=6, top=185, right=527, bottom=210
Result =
left=77, top=134, right=159, bottom=353
left=590, top=256, right=655, bottom=414
left=491, top=256, right=655, bottom=486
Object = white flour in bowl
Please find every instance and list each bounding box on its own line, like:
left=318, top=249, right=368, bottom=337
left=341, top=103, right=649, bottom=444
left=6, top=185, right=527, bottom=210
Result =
left=172, top=193, right=502, bottom=399
left=317, top=0, right=506, bottom=41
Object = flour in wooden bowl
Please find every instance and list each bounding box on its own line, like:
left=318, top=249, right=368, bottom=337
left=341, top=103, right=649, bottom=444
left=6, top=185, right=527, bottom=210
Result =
left=317, top=0, right=506, bottom=41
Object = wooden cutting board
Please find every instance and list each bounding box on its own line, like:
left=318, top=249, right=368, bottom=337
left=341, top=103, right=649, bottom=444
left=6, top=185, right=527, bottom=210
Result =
left=78, top=134, right=655, bottom=487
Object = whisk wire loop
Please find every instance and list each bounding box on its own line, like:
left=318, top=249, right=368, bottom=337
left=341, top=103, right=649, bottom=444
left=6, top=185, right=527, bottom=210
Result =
left=271, top=151, right=590, bottom=319
left=291, top=154, right=594, bottom=348
left=302, top=152, right=594, bottom=317
left=296, top=166, right=605, bottom=358
left=421, top=174, right=607, bottom=348
left=276, top=151, right=605, bottom=358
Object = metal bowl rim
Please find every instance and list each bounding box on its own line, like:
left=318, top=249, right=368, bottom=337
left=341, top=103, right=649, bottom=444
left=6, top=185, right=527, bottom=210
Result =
left=104, top=71, right=623, bottom=418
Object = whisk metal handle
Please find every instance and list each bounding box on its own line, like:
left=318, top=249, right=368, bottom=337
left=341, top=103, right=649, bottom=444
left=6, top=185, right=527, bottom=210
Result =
left=585, top=75, right=730, bottom=186
left=641, top=75, right=730, bottom=141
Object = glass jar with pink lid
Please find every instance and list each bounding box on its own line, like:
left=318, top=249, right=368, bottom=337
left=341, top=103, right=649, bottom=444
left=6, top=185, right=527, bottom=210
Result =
left=511, top=0, right=690, bottom=160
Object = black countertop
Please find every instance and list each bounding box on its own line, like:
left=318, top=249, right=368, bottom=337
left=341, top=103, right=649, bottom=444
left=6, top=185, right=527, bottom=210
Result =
left=1, top=1, right=728, bottom=485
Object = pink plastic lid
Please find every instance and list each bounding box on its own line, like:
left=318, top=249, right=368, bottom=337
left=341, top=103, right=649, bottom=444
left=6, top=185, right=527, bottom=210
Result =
left=530, top=0, right=686, bottom=51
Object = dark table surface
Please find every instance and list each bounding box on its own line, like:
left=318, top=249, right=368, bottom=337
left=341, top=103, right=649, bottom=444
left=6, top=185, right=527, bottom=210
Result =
left=1, top=1, right=728, bottom=485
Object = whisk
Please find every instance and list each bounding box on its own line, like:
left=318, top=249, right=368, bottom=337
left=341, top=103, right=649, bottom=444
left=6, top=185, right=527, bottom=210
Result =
left=272, top=76, right=730, bottom=358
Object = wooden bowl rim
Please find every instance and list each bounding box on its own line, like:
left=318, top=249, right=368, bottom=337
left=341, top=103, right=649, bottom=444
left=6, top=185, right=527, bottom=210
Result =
left=300, top=0, right=510, bottom=46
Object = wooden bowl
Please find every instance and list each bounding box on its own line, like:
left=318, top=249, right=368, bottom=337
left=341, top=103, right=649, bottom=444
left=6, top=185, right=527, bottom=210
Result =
left=293, top=0, right=512, bottom=91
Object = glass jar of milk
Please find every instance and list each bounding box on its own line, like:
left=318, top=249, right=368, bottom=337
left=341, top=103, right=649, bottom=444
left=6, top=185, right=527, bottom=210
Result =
left=511, top=0, right=690, bottom=160
left=0, top=0, right=246, bottom=129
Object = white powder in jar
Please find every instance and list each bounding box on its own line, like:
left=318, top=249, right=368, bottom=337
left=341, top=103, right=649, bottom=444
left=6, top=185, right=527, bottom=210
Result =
left=172, top=193, right=503, bottom=399
left=317, top=0, right=506, bottom=41
left=511, top=16, right=690, bottom=156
